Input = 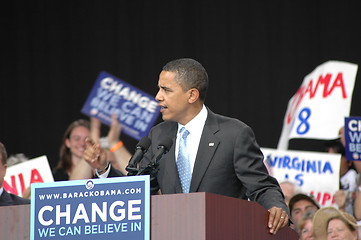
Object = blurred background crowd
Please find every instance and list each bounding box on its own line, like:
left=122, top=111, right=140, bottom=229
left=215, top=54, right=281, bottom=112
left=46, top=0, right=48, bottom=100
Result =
left=1, top=1, right=361, bottom=239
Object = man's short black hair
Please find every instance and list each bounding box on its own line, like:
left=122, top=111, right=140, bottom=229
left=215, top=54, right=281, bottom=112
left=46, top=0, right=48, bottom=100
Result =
left=289, top=193, right=320, bottom=214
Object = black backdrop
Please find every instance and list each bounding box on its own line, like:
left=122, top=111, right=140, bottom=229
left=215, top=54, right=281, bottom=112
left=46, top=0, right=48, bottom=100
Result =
left=1, top=1, right=361, bottom=169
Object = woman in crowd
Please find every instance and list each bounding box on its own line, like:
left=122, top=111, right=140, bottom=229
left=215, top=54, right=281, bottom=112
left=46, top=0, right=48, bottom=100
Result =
left=298, top=210, right=316, bottom=240
left=313, top=206, right=359, bottom=240
left=53, top=115, right=132, bottom=181
left=53, top=119, right=91, bottom=181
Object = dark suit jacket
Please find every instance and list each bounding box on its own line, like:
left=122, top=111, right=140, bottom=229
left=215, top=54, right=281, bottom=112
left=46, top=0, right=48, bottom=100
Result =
left=0, top=189, right=30, bottom=206
left=112, top=108, right=288, bottom=213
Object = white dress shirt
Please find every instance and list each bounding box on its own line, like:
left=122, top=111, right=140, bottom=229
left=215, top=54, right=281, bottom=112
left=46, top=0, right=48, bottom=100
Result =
left=176, top=105, right=208, bottom=174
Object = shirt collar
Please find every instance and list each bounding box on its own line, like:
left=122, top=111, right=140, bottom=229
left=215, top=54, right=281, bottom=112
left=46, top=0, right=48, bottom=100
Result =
left=178, top=105, right=208, bottom=135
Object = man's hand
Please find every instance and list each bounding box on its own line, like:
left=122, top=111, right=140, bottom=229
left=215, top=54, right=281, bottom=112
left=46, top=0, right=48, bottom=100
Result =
left=267, top=207, right=289, bottom=235
left=83, top=137, right=108, bottom=171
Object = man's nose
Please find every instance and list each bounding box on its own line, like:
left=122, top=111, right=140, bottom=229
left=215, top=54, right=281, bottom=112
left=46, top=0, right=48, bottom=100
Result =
left=155, top=91, right=162, bottom=101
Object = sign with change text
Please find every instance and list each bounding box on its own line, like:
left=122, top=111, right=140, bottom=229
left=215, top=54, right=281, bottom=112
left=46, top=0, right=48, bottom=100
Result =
left=4, top=155, right=54, bottom=197
left=81, top=71, right=160, bottom=140
left=345, top=116, right=361, bottom=161
left=262, top=148, right=340, bottom=207
left=30, top=176, right=150, bottom=240
left=278, top=61, right=358, bottom=149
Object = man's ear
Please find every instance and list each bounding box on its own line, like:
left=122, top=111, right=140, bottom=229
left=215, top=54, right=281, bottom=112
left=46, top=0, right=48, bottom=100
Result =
left=188, top=88, right=200, bottom=103
left=3, top=163, right=7, bottom=175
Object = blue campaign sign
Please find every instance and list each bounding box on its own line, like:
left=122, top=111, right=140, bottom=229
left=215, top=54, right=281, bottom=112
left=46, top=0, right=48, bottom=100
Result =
left=30, top=176, right=150, bottom=240
left=345, top=116, right=361, bottom=161
left=81, top=71, right=160, bottom=140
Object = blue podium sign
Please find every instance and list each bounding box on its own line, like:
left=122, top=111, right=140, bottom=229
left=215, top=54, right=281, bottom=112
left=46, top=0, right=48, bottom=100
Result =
left=81, top=71, right=160, bottom=140
left=30, top=176, right=150, bottom=240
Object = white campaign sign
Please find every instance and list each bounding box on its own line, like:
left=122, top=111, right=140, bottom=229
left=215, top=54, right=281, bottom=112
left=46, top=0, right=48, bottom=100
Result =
left=262, top=148, right=340, bottom=207
left=4, top=155, right=54, bottom=197
left=278, top=61, right=358, bottom=149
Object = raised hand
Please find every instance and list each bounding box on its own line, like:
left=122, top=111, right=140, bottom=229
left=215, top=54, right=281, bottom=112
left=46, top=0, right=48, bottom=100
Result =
left=83, top=137, right=108, bottom=171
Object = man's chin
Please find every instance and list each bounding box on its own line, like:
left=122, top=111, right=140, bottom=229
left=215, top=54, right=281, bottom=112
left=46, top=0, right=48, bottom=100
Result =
left=161, top=114, right=173, bottom=122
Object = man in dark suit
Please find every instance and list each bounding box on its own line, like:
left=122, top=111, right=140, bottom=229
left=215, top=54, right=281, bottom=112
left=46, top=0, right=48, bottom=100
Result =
left=0, top=142, right=30, bottom=206
left=84, top=58, right=289, bottom=234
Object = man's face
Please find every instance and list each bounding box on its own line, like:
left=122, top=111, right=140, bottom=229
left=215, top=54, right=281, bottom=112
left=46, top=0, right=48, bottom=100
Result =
left=291, top=199, right=318, bottom=224
left=0, top=157, right=7, bottom=188
left=155, top=71, right=193, bottom=125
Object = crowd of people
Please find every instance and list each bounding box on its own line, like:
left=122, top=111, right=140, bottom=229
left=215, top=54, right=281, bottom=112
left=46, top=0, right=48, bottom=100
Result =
left=1, top=58, right=360, bottom=239
left=284, top=126, right=361, bottom=239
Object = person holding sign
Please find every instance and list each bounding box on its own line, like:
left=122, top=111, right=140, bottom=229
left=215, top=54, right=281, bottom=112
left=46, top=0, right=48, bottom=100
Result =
left=55, top=116, right=132, bottom=181
left=354, top=178, right=361, bottom=223
left=83, top=58, right=290, bottom=234
left=0, top=142, right=30, bottom=206
left=325, top=126, right=360, bottom=217
left=53, top=119, right=91, bottom=181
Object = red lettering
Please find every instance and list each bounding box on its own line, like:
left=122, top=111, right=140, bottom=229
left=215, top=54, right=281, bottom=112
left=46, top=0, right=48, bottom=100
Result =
left=286, top=86, right=306, bottom=124
left=327, top=72, right=347, bottom=98
left=285, top=72, right=347, bottom=124
left=304, top=74, right=332, bottom=99
left=2, top=175, right=18, bottom=195
left=321, top=193, right=332, bottom=205
left=315, top=192, right=322, bottom=203
left=18, top=173, right=26, bottom=194
left=309, top=191, right=335, bottom=206
left=30, top=168, right=44, bottom=183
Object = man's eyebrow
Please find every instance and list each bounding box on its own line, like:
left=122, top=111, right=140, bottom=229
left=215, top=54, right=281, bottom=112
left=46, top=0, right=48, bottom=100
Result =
left=159, top=85, right=171, bottom=91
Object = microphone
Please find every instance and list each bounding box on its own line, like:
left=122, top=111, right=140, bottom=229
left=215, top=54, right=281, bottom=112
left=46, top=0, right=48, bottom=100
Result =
left=150, top=137, right=173, bottom=165
left=126, top=136, right=151, bottom=172
left=136, top=136, right=173, bottom=176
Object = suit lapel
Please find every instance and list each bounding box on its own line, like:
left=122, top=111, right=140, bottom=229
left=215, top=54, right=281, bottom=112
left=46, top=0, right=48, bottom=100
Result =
left=0, top=190, right=13, bottom=206
left=190, top=110, right=220, bottom=192
left=161, top=124, right=183, bottom=193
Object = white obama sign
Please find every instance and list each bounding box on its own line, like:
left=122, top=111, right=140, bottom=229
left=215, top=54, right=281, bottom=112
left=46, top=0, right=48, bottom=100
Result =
left=278, top=61, right=358, bottom=149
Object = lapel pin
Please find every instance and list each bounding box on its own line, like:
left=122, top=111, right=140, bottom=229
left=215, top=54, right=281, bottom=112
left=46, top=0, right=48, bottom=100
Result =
left=209, top=143, right=214, bottom=147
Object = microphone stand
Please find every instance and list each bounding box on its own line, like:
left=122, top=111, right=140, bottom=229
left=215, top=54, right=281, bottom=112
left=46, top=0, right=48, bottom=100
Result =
left=135, top=161, right=159, bottom=176
left=126, top=166, right=140, bottom=176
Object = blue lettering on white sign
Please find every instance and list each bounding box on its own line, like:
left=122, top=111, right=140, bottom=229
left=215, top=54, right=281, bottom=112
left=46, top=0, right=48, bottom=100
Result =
left=265, top=154, right=333, bottom=174
left=296, top=107, right=311, bottom=135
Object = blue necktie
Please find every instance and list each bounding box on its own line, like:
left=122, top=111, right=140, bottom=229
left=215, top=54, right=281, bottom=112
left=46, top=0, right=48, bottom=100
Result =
left=176, top=127, right=191, bottom=193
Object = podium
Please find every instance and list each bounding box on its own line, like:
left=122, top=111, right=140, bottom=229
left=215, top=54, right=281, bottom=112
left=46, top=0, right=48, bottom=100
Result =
left=0, top=192, right=297, bottom=240
left=151, top=192, right=297, bottom=240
